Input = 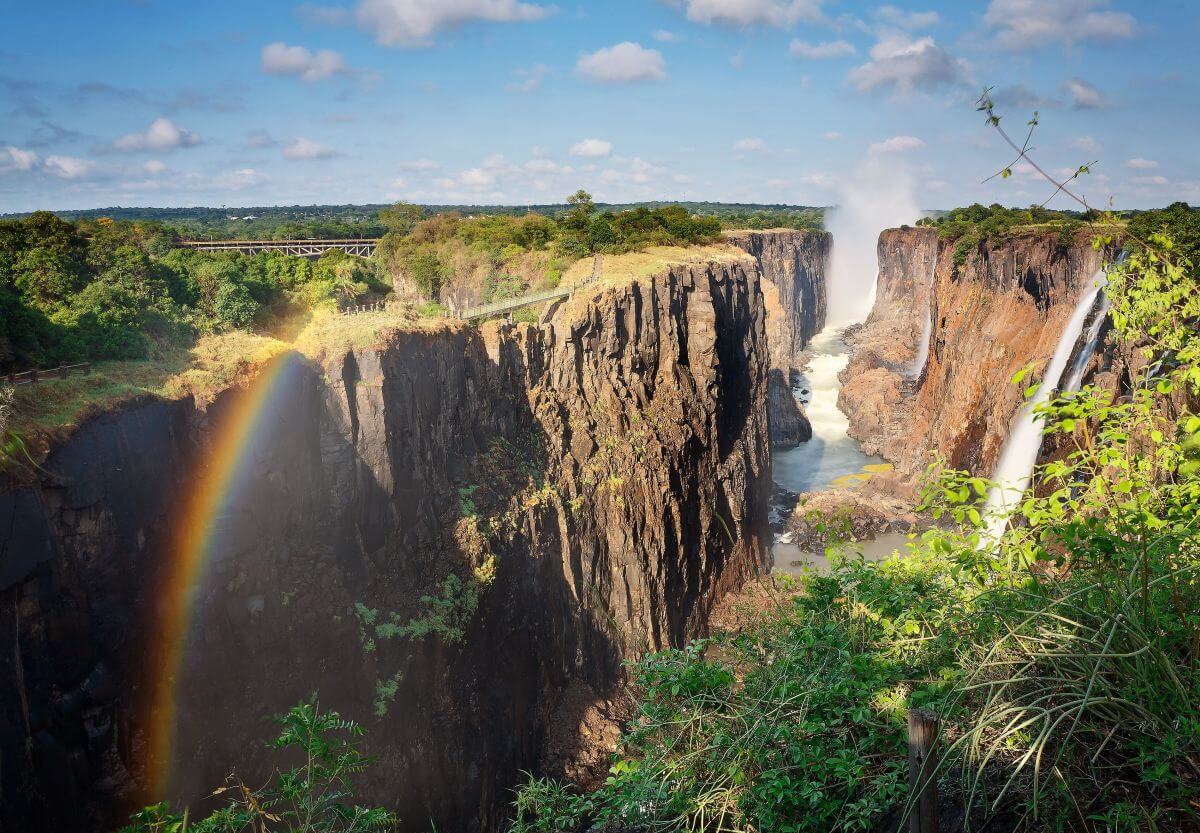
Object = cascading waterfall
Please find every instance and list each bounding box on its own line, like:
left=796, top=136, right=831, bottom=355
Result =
left=982, top=265, right=1111, bottom=541
left=908, top=245, right=939, bottom=379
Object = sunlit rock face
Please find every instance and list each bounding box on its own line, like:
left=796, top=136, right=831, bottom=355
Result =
left=839, top=227, right=1109, bottom=496
left=727, top=229, right=830, bottom=448
left=0, top=257, right=772, bottom=833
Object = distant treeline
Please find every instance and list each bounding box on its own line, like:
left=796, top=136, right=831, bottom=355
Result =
left=2, top=200, right=828, bottom=240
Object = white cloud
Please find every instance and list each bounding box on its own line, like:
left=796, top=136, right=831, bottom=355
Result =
left=1126, top=157, right=1157, bottom=170
left=1131, top=175, right=1167, bottom=186
left=296, top=3, right=350, bottom=25
left=848, top=33, right=968, bottom=94
left=2, top=146, right=39, bottom=172
left=984, top=0, right=1136, bottom=50
left=282, top=137, right=338, bottom=159
left=868, top=134, right=925, bottom=153
left=733, top=137, right=768, bottom=152
left=507, top=63, right=551, bottom=93
left=355, top=0, right=553, bottom=47
left=570, top=138, right=613, bottom=158
left=822, top=131, right=842, bottom=140
left=653, top=29, right=682, bottom=42
left=261, top=41, right=348, bottom=81
left=801, top=172, right=836, bottom=189
left=872, top=5, right=939, bottom=29
left=1071, top=135, right=1098, bottom=153
left=399, top=158, right=441, bottom=171
left=575, top=42, right=666, bottom=84
left=788, top=39, right=856, bottom=59
left=1060, top=77, right=1106, bottom=109
left=114, top=117, right=200, bottom=152
left=673, top=0, right=824, bottom=27
left=143, top=160, right=167, bottom=174
left=219, top=167, right=269, bottom=190
left=44, top=155, right=93, bottom=179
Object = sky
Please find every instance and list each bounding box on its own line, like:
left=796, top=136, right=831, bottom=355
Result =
left=1, top=0, right=1197, bottom=214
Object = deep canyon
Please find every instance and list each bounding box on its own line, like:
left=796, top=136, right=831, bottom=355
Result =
left=0, top=227, right=1118, bottom=832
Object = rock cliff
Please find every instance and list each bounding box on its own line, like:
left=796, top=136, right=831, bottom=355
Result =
left=727, top=229, right=830, bottom=447
left=840, top=228, right=1108, bottom=494
left=0, top=254, right=771, bottom=833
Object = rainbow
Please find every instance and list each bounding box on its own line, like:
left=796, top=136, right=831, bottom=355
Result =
left=144, top=352, right=299, bottom=797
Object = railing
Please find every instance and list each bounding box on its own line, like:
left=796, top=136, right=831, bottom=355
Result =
left=458, top=255, right=603, bottom=321
left=5, top=363, right=92, bottom=386
left=340, top=301, right=387, bottom=316
left=179, top=239, right=380, bottom=258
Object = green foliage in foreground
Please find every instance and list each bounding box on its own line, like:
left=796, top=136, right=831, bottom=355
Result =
left=120, top=699, right=395, bottom=833
left=511, top=241, right=1200, bottom=833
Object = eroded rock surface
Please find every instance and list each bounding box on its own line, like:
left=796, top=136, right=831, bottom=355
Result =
left=0, top=258, right=771, bottom=833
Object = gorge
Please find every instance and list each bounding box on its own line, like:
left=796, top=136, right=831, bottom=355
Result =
left=1, top=224, right=1126, bottom=833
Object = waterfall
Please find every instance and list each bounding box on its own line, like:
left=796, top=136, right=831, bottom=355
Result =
left=982, top=266, right=1110, bottom=541
left=908, top=245, right=939, bottom=379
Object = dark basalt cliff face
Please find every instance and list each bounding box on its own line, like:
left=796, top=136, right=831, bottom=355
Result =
left=840, top=227, right=1108, bottom=493
left=727, top=229, right=830, bottom=447
left=0, top=257, right=771, bottom=833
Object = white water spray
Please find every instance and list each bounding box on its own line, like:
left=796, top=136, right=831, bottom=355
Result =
left=908, top=247, right=939, bottom=379
left=982, top=266, right=1110, bottom=541
left=825, top=156, right=920, bottom=326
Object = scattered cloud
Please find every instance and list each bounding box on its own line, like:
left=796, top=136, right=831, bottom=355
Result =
left=1126, top=157, right=1158, bottom=169
left=849, top=33, right=968, bottom=94
left=355, top=0, right=554, bottom=47
left=2, top=146, right=39, bottom=172
left=570, top=138, right=613, bottom=158
left=143, top=160, right=167, bottom=174
left=872, top=5, right=939, bottom=29
left=789, top=39, right=856, bottom=59
left=1131, top=175, right=1167, bottom=186
left=670, top=0, right=825, bottom=27
left=507, top=63, right=551, bottom=93
left=868, top=134, right=925, bottom=153
left=991, top=84, right=1052, bottom=110
left=575, top=42, right=666, bottom=84
left=114, top=117, right=200, bottom=151
left=1071, top=135, right=1099, bottom=152
left=652, top=29, right=682, bottom=42
left=399, top=157, right=440, bottom=171
left=733, top=137, right=768, bottom=153
left=822, top=131, right=842, bottom=140
left=261, top=41, right=348, bottom=81
left=218, top=167, right=270, bottom=190
left=44, top=155, right=93, bottom=179
left=296, top=3, right=350, bottom=25
left=247, top=129, right=278, bottom=148
left=1060, top=76, right=1106, bottom=109
left=984, top=0, right=1137, bottom=51
left=801, top=172, right=836, bottom=189
left=282, top=137, right=338, bottom=159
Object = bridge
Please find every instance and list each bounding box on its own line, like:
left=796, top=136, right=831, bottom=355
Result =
left=178, top=238, right=380, bottom=258
left=458, top=255, right=603, bottom=320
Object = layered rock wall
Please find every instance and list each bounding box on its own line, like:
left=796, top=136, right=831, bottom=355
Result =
left=840, top=228, right=1108, bottom=493
left=727, top=229, right=831, bottom=446
left=0, top=257, right=771, bottom=833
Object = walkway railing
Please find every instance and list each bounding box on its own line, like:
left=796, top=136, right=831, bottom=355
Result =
left=5, top=363, right=92, bottom=386
left=458, top=255, right=603, bottom=321
left=340, top=301, right=387, bottom=316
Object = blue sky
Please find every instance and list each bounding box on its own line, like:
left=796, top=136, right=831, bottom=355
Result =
left=1, top=0, right=1196, bottom=213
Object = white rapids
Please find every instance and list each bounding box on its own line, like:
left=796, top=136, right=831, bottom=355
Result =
left=909, top=247, right=939, bottom=380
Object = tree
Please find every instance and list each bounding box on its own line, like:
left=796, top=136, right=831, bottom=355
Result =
left=378, top=202, right=424, bottom=235
left=404, top=249, right=444, bottom=299
left=563, top=190, right=596, bottom=234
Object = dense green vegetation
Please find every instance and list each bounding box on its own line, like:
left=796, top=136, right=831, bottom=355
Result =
left=5, top=200, right=825, bottom=242
left=509, top=234, right=1200, bottom=832
left=375, top=192, right=724, bottom=309
left=0, top=213, right=386, bottom=372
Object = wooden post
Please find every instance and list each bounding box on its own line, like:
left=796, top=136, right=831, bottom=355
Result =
left=908, top=709, right=939, bottom=833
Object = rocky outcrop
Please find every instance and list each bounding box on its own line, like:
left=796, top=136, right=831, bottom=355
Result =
left=0, top=257, right=771, bottom=833
left=840, top=228, right=1108, bottom=494
left=727, top=230, right=830, bottom=447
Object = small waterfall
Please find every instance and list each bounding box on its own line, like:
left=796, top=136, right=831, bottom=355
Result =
left=982, top=266, right=1110, bottom=541
left=908, top=245, right=939, bottom=379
